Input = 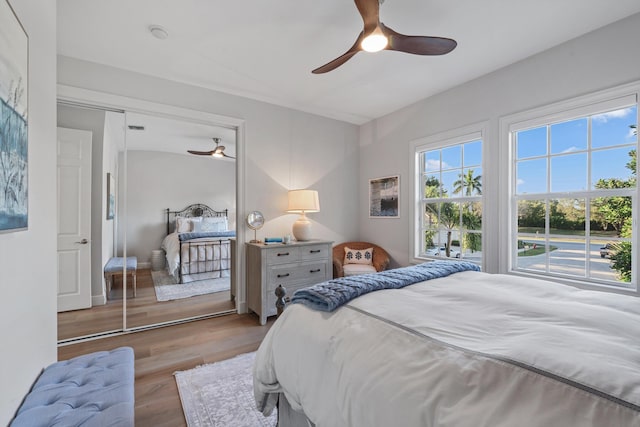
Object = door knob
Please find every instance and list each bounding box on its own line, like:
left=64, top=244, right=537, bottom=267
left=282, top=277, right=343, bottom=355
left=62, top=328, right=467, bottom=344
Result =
left=76, top=238, right=89, bottom=244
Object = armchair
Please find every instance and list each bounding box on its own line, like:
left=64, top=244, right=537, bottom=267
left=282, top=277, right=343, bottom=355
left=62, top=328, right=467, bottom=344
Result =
left=332, top=241, right=390, bottom=278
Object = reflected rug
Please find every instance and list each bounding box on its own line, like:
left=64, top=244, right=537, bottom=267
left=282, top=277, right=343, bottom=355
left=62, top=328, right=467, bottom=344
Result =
left=175, top=352, right=277, bottom=427
left=151, top=270, right=230, bottom=302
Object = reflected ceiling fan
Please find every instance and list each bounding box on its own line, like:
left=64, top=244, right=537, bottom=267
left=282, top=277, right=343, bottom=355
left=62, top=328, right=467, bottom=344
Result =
left=312, top=0, right=457, bottom=74
left=187, top=138, right=235, bottom=159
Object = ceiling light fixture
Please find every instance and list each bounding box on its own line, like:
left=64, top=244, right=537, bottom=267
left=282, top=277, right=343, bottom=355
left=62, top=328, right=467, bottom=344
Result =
left=149, top=25, right=169, bottom=40
left=361, top=26, right=388, bottom=52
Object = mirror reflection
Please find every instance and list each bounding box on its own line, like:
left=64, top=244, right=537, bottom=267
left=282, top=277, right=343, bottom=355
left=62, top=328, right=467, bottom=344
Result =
left=123, top=112, right=237, bottom=329
left=56, top=103, right=238, bottom=342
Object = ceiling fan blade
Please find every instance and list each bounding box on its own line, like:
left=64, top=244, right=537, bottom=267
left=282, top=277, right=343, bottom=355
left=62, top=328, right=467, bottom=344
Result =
left=222, top=152, right=236, bottom=159
left=354, top=0, right=381, bottom=32
left=381, top=24, right=457, bottom=55
left=312, top=33, right=364, bottom=74
left=187, top=150, right=215, bottom=156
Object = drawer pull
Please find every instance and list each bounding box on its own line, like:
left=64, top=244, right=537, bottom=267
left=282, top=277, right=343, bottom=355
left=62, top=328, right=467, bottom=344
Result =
left=310, top=269, right=321, bottom=273
left=309, top=249, right=321, bottom=253
left=277, top=252, right=290, bottom=257
left=277, top=273, right=290, bottom=278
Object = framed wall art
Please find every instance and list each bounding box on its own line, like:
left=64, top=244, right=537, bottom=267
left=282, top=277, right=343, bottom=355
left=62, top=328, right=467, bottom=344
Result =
left=106, top=172, right=115, bottom=220
left=0, top=0, right=29, bottom=232
left=369, top=175, right=399, bottom=218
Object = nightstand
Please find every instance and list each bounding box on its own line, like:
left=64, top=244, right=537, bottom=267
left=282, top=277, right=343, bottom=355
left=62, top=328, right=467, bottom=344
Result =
left=246, top=240, right=332, bottom=325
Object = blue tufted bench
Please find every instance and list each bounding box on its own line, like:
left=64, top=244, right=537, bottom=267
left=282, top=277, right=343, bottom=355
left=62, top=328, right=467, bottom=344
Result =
left=11, top=347, right=135, bottom=427
left=104, top=256, right=137, bottom=298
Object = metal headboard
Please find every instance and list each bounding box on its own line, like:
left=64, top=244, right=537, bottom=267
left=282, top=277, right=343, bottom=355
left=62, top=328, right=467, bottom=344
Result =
left=166, top=204, right=228, bottom=235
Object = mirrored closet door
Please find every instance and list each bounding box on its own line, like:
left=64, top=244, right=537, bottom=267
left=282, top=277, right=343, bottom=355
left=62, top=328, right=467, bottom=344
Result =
left=123, top=112, right=237, bottom=329
left=57, top=94, right=240, bottom=343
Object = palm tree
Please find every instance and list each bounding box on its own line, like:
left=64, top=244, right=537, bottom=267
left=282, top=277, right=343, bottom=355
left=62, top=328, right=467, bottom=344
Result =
left=453, top=169, right=482, bottom=196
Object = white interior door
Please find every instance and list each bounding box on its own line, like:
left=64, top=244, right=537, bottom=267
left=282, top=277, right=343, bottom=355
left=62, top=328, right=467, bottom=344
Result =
left=57, top=127, right=93, bottom=312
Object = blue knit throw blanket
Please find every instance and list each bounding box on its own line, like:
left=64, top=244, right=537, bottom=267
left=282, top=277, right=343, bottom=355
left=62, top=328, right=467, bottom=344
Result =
left=291, top=261, right=480, bottom=312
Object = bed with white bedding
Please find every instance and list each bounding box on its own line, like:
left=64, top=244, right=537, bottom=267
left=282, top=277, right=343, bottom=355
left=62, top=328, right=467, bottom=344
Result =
left=161, top=204, right=235, bottom=283
left=253, top=261, right=640, bottom=427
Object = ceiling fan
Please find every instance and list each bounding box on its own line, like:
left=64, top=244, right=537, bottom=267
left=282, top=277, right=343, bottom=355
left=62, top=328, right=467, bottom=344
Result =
left=312, top=0, right=457, bottom=74
left=187, top=138, right=235, bottom=159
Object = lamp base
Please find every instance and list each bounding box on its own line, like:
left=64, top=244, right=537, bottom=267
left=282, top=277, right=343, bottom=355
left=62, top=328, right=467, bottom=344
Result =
left=292, top=214, right=312, bottom=241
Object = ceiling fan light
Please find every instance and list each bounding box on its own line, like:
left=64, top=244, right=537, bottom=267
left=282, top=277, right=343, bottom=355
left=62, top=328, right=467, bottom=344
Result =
left=212, top=152, right=223, bottom=158
left=361, top=30, right=388, bottom=53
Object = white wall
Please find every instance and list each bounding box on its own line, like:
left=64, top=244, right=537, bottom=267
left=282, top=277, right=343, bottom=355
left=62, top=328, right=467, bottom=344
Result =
left=57, top=56, right=361, bottom=246
left=0, top=1, right=57, bottom=423
left=358, top=12, right=640, bottom=271
left=124, top=150, right=236, bottom=264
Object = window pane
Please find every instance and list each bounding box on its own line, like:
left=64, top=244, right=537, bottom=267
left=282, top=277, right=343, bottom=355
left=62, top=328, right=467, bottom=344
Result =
left=461, top=231, right=482, bottom=262
left=424, top=150, right=441, bottom=172
left=550, top=118, right=587, bottom=154
left=423, top=229, right=437, bottom=252
left=462, top=202, right=482, bottom=231
left=590, top=196, right=632, bottom=236
left=516, top=235, right=546, bottom=272
left=550, top=153, right=587, bottom=192
left=592, top=106, right=638, bottom=149
left=424, top=203, right=439, bottom=228
left=517, top=126, right=547, bottom=159
left=517, top=200, right=545, bottom=233
left=423, top=174, right=442, bottom=198
left=438, top=202, right=461, bottom=234
left=517, top=158, right=547, bottom=194
left=455, top=167, right=482, bottom=196
left=442, top=170, right=459, bottom=196
left=463, top=140, right=482, bottom=167
left=592, top=147, right=637, bottom=189
left=549, top=238, right=586, bottom=277
left=549, top=198, right=585, bottom=236
left=441, top=145, right=461, bottom=170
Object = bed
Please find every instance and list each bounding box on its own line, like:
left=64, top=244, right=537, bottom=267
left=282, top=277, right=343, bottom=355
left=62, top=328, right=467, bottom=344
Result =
left=253, top=261, right=640, bottom=427
left=161, top=204, right=235, bottom=283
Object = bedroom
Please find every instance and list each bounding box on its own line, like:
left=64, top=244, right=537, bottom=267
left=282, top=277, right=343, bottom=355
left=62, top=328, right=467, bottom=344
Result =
left=2, top=0, right=640, bottom=426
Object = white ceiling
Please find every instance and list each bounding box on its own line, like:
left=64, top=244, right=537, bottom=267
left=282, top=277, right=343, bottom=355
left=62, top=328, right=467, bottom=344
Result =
left=57, top=0, right=640, bottom=125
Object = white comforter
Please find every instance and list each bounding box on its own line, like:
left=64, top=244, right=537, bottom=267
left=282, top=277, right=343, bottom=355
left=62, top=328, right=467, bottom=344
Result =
left=254, top=271, right=640, bottom=427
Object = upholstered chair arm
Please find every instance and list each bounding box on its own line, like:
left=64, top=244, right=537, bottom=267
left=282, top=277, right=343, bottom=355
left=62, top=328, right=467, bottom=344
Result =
left=333, top=256, right=345, bottom=278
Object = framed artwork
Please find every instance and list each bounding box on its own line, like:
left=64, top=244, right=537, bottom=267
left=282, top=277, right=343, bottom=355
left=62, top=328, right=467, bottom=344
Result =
left=0, top=0, right=29, bottom=233
left=369, top=175, right=399, bottom=218
left=106, top=172, right=115, bottom=220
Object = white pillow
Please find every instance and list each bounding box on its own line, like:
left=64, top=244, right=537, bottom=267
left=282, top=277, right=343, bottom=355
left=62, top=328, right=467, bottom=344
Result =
left=175, top=216, right=202, bottom=233
left=344, top=247, right=374, bottom=265
left=197, top=216, right=228, bottom=232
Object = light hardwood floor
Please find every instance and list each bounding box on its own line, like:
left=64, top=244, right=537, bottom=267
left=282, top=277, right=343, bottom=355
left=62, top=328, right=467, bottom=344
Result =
left=58, top=268, right=235, bottom=340
left=59, top=313, right=274, bottom=426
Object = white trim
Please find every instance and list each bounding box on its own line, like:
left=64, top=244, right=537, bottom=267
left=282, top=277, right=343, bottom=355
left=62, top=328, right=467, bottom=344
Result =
left=409, top=121, right=488, bottom=266
left=56, top=84, right=249, bottom=333
left=498, top=81, right=639, bottom=294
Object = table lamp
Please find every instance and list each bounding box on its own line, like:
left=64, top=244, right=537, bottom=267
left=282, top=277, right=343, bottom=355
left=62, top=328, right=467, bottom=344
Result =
left=287, top=189, right=320, bottom=241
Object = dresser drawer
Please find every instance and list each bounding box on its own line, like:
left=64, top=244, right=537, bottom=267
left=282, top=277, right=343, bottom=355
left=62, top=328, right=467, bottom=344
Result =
left=265, top=246, right=300, bottom=265
left=267, top=262, right=323, bottom=288
left=299, top=244, right=330, bottom=261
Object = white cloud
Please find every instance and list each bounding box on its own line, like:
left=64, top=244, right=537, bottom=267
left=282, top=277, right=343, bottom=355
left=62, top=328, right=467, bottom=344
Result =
left=592, top=107, right=633, bottom=123
left=561, top=146, right=579, bottom=154
left=425, top=159, right=451, bottom=171
left=516, top=178, right=525, bottom=186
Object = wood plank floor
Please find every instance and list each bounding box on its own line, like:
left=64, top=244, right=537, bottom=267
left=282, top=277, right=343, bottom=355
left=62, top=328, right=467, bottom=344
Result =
left=59, top=313, right=274, bottom=427
left=58, top=268, right=235, bottom=340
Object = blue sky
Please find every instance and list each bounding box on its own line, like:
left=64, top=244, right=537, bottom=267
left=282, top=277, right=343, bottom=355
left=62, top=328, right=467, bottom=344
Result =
left=516, top=106, right=638, bottom=194
left=424, top=140, right=482, bottom=196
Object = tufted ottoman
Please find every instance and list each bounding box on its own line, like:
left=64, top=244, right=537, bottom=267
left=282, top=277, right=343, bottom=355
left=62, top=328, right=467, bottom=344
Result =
left=11, top=347, right=134, bottom=427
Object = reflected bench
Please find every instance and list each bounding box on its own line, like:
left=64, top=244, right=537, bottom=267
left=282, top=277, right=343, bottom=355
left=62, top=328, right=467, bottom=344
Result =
left=104, top=256, right=137, bottom=298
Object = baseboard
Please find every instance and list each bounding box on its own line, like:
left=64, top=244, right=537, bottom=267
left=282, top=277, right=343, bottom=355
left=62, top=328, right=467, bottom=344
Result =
left=92, top=293, right=106, bottom=306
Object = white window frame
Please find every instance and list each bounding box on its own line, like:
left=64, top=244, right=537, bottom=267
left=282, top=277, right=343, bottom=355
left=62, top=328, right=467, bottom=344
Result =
left=410, top=122, right=487, bottom=266
left=499, top=82, right=639, bottom=295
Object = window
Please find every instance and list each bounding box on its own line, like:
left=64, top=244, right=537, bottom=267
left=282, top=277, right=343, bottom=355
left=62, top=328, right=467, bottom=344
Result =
left=510, top=96, right=637, bottom=288
left=414, top=130, right=483, bottom=266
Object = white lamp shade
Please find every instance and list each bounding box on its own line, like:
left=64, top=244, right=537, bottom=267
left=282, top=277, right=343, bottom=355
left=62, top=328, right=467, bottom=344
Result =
left=287, top=189, right=320, bottom=213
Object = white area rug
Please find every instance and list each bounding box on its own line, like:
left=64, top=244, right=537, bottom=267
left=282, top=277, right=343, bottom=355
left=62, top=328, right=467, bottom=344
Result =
left=151, top=270, right=230, bottom=302
left=175, top=352, right=277, bottom=427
